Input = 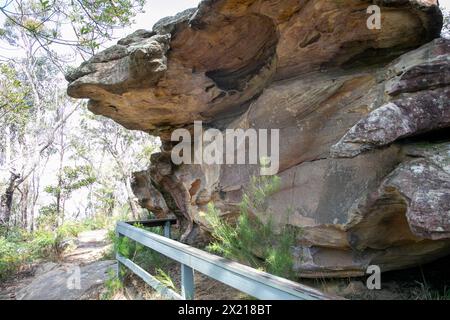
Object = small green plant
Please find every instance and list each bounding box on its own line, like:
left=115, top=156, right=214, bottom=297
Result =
left=113, top=225, right=170, bottom=272
left=155, top=268, right=176, bottom=291
left=0, top=234, right=29, bottom=280
left=411, top=282, right=450, bottom=300
left=107, top=224, right=176, bottom=298
left=0, top=227, right=64, bottom=279
left=80, top=215, right=111, bottom=231
left=29, top=230, right=64, bottom=260
left=205, top=174, right=298, bottom=280
left=101, top=268, right=124, bottom=300
left=57, top=222, right=83, bottom=238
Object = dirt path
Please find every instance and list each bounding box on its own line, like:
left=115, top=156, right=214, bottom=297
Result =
left=0, top=229, right=115, bottom=300
left=63, top=229, right=111, bottom=264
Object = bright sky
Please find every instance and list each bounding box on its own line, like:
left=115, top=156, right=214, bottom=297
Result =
left=120, top=0, right=201, bottom=37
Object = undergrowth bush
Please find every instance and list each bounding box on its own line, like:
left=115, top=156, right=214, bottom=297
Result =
left=103, top=223, right=180, bottom=299
left=205, top=174, right=299, bottom=280
left=80, top=215, right=111, bottom=231
left=411, top=282, right=450, bottom=300
left=114, top=224, right=170, bottom=272
left=101, top=269, right=124, bottom=300
left=0, top=232, right=30, bottom=280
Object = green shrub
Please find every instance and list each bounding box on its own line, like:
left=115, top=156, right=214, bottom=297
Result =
left=80, top=215, right=111, bottom=231
left=29, top=230, right=64, bottom=260
left=110, top=224, right=177, bottom=298
left=155, top=268, right=176, bottom=291
left=58, top=221, right=84, bottom=238
left=205, top=174, right=298, bottom=280
left=0, top=226, right=42, bottom=280
left=101, top=268, right=123, bottom=300
left=36, top=205, right=59, bottom=231
left=411, top=282, right=450, bottom=300
left=205, top=204, right=261, bottom=267
left=0, top=235, right=30, bottom=280
left=114, top=225, right=170, bottom=272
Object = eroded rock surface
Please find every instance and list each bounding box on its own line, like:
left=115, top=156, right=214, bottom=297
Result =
left=67, top=0, right=450, bottom=277
left=15, top=260, right=116, bottom=300
left=331, top=39, right=450, bottom=158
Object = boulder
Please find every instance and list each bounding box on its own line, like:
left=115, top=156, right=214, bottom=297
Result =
left=67, top=0, right=450, bottom=277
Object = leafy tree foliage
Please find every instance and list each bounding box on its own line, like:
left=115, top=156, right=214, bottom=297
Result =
left=0, top=0, right=146, bottom=57
left=0, top=63, right=30, bottom=134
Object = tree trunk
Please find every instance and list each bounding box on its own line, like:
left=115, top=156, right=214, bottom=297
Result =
left=20, top=181, right=29, bottom=229
left=125, top=177, right=139, bottom=220
left=0, top=172, right=20, bottom=226
left=55, top=105, right=66, bottom=227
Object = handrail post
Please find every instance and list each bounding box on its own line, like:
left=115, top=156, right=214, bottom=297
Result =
left=163, top=220, right=171, bottom=238
left=115, top=225, right=124, bottom=282
left=181, top=264, right=195, bottom=300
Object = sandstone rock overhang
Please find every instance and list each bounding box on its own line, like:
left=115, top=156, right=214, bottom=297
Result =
left=67, top=0, right=450, bottom=278
left=66, top=0, right=443, bottom=136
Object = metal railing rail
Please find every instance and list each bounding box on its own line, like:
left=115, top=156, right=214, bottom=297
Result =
left=115, top=219, right=335, bottom=300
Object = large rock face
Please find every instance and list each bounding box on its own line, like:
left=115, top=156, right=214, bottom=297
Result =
left=67, top=0, right=450, bottom=277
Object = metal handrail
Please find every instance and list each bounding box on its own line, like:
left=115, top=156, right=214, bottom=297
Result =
left=115, top=220, right=335, bottom=300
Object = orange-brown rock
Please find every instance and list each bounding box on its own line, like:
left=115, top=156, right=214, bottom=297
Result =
left=67, top=0, right=450, bottom=277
